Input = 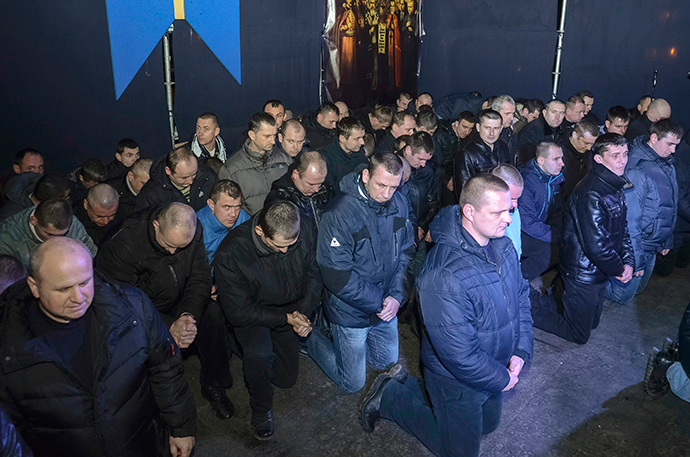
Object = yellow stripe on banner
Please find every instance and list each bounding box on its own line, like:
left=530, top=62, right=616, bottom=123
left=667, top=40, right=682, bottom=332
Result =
left=174, top=0, right=185, bottom=20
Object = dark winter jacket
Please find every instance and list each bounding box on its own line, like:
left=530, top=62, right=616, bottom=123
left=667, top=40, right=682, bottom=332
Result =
left=375, top=130, right=397, bottom=154
left=0, top=173, right=40, bottom=222
left=106, top=159, right=129, bottom=181
left=559, top=162, right=635, bottom=284
left=317, top=168, right=414, bottom=328
left=625, top=136, right=678, bottom=268
left=264, top=163, right=335, bottom=229
left=354, top=108, right=386, bottom=144
left=499, top=126, right=519, bottom=167
left=674, top=133, right=690, bottom=235
left=96, top=206, right=211, bottom=325
left=218, top=141, right=291, bottom=215
left=135, top=157, right=217, bottom=213
left=302, top=112, right=336, bottom=150
left=418, top=205, right=533, bottom=393
left=106, top=173, right=138, bottom=220
left=453, top=133, right=511, bottom=197
left=319, top=138, right=369, bottom=191
left=518, top=117, right=562, bottom=166
left=74, top=204, right=120, bottom=247
left=65, top=167, right=90, bottom=212
left=559, top=137, right=593, bottom=202
left=518, top=159, right=564, bottom=243
left=0, top=405, right=32, bottom=457
left=0, top=278, right=196, bottom=457
left=398, top=162, right=438, bottom=233
left=625, top=114, right=652, bottom=142
left=213, top=213, right=322, bottom=328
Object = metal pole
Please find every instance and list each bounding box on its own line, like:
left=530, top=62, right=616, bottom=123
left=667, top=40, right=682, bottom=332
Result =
left=163, top=24, right=177, bottom=148
left=651, top=69, right=658, bottom=99
left=552, top=0, right=567, bottom=99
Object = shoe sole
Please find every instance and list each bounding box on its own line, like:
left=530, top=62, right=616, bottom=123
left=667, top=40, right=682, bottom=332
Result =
left=643, top=351, right=658, bottom=395
left=359, top=374, right=389, bottom=433
left=252, top=432, right=274, bottom=442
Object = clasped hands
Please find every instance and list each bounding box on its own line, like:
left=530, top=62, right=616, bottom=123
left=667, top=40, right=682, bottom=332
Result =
left=170, top=315, right=197, bottom=349
left=378, top=296, right=400, bottom=322
left=287, top=311, right=312, bottom=337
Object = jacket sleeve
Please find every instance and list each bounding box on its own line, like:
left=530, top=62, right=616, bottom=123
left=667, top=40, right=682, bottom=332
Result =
left=134, top=183, right=157, bottom=212
left=176, top=229, right=211, bottom=321
left=576, top=191, right=626, bottom=277
left=138, top=288, right=196, bottom=438
left=453, top=149, right=472, bottom=198
left=386, top=213, right=415, bottom=304
left=317, top=210, right=385, bottom=315
left=514, top=250, right=534, bottom=362
left=420, top=273, right=511, bottom=394
left=213, top=249, right=287, bottom=328
left=624, top=169, right=650, bottom=270
left=69, top=217, right=98, bottom=257
left=95, top=235, right=140, bottom=287
left=295, top=223, right=323, bottom=317
left=518, top=177, right=552, bottom=242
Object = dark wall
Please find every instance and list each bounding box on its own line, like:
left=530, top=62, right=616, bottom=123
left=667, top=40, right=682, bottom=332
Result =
left=0, top=0, right=323, bottom=174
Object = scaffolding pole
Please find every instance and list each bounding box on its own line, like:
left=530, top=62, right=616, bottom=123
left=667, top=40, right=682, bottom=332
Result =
left=163, top=25, right=178, bottom=148
left=552, top=0, right=567, bottom=99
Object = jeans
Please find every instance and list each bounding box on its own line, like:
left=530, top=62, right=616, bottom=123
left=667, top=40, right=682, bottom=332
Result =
left=307, top=317, right=398, bottom=393
left=530, top=275, right=606, bottom=344
left=380, top=370, right=502, bottom=457
left=667, top=362, right=690, bottom=403
left=234, top=324, right=299, bottom=414
left=605, top=254, right=656, bottom=304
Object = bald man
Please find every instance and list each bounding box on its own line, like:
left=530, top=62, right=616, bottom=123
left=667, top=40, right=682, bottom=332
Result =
left=0, top=238, right=196, bottom=457
left=75, top=183, right=120, bottom=246
left=97, top=202, right=235, bottom=420
left=626, top=98, right=672, bottom=142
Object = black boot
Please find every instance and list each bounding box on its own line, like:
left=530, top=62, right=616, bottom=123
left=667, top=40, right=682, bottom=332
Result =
left=643, top=348, right=674, bottom=398
left=201, top=385, right=235, bottom=420
left=251, top=409, right=274, bottom=441
left=359, top=363, right=405, bottom=433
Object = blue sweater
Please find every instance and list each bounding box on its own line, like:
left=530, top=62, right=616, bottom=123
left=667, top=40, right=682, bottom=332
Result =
left=196, top=205, right=249, bottom=265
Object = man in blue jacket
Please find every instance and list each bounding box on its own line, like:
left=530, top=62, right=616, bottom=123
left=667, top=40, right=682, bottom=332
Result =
left=308, top=152, right=414, bottom=393
left=196, top=180, right=249, bottom=265
left=359, top=174, right=533, bottom=457
left=518, top=142, right=564, bottom=281
left=606, top=119, right=683, bottom=304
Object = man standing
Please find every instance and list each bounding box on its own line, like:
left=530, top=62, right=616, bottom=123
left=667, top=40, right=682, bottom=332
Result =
left=264, top=151, right=335, bottom=228
left=308, top=153, right=414, bottom=393
left=219, top=113, right=291, bottom=215
left=190, top=112, right=228, bottom=163
left=196, top=180, right=249, bottom=264
left=360, top=174, right=533, bottom=457
left=531, top=134, right=634, bottom=343
left=97, top=203, right=235, bottom=420
left=74, top=183, right=120, bottom=246
left=213, top=201, right=322, bottom=440
left=518, top=142, right=565, bottom=281
left=454, top=109, right=510, bottom=195
left=106, top=138, right=140, bottom=180
left=607, top=119, right=683, bottom=304
left=625, top=98, right=672, bottom=142
left=0, top=238, right=196, bottom=457
left=518, top=99, right=565, bottom=165
left=319, top=118, right=369, bottom=189
left=558, top=119, right=599, bottom=202
left=136, top=147, right=217, bottom=212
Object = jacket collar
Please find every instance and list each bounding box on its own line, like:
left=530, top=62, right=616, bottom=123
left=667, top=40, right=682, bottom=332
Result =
left=242, top=139, right=274, bottom=164
left=592, top=162, right=633, bottom=191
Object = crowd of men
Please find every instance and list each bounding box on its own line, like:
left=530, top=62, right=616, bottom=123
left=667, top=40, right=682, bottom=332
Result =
left=0, top=90, right=688, bottom=457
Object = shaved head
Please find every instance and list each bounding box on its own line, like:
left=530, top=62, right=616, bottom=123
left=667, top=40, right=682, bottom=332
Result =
left=86, top=183, right=119, bottom=210
left=30, top=238, right=91, bottom=280
left=647, top=98, right=671, bottom=122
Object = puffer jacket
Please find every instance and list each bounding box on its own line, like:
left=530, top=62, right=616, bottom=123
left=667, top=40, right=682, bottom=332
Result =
left=263, top=163, right=335, bottom=229
left=625, top=136, right=678, bottom=268
left=135, top=157, right=217, bottom=213
left=218, top=141, right=291, bottom=215
left=0, top=207, right=97, bottom=268
left=317, top=167, right=414, bottom=328
left=0, top=278, right=196, bottom=457
left=453, top=133, right=511, bottom=197
left=518, top=158, right=564, bottom=243
left=559, top=162, right=635, bottom=283
left=418, top=205, right=533, bottom=393
left=674, top=133, right=690, bottom=234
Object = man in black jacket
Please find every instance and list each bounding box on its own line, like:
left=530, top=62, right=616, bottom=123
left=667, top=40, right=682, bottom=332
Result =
left=96, top=203, right=234, bottom=420
left=302, top=103, right=340, bottom=150
left=557, top=118, right=599, bottom=203
left=518, top=99, right=565, bottom=166
left=108, top=157, right=152, bottom=220
left=492, top=95, right=518, bottom=166
left=106, top=138, right=140, bottom=181
left=625, top=98, right=671, bottom=142
left=213, top=201, right=322, bottom=440
left=530, top=134, right=635, bottom=344
left=376, top=111, right=416, bottom=154
left=74, top=183, right=120, bottom=247
left=0, top=237, right=196, bottom=457
left=319, top=118, right=369, bottom=190
left=264, top=151, right=335, bottom=229
left=355, top=104, right=394, bottom=144
left=453, top=109, right=511, bottom=199
left=135, top=146, right=218, bottom=212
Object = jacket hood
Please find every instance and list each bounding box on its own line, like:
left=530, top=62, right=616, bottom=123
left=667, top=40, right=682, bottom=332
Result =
left=4, top=172, right=40, bottom=206
left=338, top=165, right=402, bottom=216
left=522, top=158, right=565, bottom=185
left=429, top=205, right=463, bottom=247
left=628, top=136, right=673, bottom=169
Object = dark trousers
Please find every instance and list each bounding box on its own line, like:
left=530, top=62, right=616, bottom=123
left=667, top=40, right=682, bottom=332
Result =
left=380, top=370, right=502, bottom=457
left=654, top=235, right=690, bottom=277
left=234, top=325, right=299, bottom=414
left=196, top=300, right=233, bottom=388
left=530, top=274, right=606, bottom=344
left=521, top=232, right=557, bottom=281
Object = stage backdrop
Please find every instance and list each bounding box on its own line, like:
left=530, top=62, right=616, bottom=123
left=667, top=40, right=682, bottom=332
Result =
left=0, top=0, right=323, bottom=174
